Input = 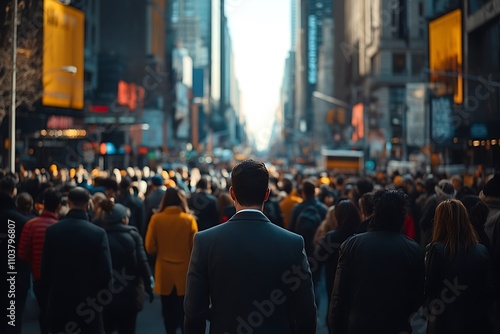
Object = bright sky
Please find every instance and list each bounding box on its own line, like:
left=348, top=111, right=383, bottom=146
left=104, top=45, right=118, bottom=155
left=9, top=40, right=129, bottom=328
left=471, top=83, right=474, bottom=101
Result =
left=226, top=0, right=291, bottom=151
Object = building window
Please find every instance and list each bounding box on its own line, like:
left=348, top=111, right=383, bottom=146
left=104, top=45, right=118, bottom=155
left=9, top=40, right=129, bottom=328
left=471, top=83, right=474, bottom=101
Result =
left=393, top=53, right=407, bottom=74
left=412, top=54, right=425, bottom=76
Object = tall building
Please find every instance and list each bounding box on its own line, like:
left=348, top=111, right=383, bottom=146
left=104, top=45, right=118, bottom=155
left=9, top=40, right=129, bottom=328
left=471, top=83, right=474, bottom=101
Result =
left=94, top=0, right=168, bottom=167
left=464, top=0, right=500, bottom=167
left=294, top=0, right=333, bottom=134
left=334, top=0, right=428, bottom=164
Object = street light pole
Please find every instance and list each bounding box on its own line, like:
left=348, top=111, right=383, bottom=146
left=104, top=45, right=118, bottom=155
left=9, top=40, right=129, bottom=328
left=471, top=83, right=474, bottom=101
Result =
left=8, top=0, right=18, bottom=172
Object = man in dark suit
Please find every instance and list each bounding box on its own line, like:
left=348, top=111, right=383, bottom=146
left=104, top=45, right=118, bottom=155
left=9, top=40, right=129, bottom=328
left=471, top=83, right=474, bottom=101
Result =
left=184, top=160, right=317, bottom=334
left=40, top=187, right=112, bottom=334
left=188, top=176, right=219, bottom=231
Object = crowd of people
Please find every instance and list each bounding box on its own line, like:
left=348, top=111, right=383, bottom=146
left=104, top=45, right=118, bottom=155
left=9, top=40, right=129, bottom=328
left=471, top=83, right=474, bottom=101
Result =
left=0, top=161, right=499, bottom=333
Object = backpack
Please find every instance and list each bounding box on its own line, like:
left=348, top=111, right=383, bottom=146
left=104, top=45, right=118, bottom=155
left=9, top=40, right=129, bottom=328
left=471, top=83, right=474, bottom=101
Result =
left=296, top=205, right=322, bottom=256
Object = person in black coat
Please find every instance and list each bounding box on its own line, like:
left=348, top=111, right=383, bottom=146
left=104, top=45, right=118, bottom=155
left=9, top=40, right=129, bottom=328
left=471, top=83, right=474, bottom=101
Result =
left=319, top=200, right=361, bottom=310
left=328, top=190, right=424, bottom=334
left=0, top=175, right=31, bottom=334
left=117, top=178, right=147, bottom=237
left=188, top=176, right=219, bottom=231
left=424, top=199, right=494, bottom=334
left=184, top=160, right=317, bottom=334
left=40, top=187, right=112, bottom=334
left=100, top=199, right=154, bottom=334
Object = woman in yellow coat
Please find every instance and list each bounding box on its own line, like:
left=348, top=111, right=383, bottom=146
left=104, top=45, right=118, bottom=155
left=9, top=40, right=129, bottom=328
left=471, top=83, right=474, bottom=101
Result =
left=145, top=187, right=198, bottom=334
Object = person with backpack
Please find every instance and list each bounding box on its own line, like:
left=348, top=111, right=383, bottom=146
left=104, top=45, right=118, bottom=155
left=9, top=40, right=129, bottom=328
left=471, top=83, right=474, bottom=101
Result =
left=289, top=179, right=328, bottom=256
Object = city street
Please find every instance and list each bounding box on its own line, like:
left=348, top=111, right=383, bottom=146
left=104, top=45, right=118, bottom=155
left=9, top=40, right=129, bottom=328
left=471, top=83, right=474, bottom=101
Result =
left=21, top=277, right=330, bottom=333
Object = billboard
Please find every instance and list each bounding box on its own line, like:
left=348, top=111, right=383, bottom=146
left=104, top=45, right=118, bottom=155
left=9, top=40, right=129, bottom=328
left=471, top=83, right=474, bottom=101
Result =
left=429, top=9, right=463, bottom=104
left=142, top=109, right=164, bottom=148
left=406, top=83, right=426, bottom=147
left=351, top=103, right=364, bottom=143
left=430, top=94, right=454, bottom=147
left=43, top=0, right=84, bottom=109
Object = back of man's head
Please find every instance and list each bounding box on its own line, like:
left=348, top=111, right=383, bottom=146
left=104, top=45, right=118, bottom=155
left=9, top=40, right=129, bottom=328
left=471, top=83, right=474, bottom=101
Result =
left=197, top=176, right=209, bottom=190
left=119, top=177, right=132, bottom=191
left=43, top=187, right=63, bottom=213
left=282, top=178, right=294, bottom=195
left=231, top=160, right=269, bottom=206
left=370, top=190, right=408, bottom=232
left=68, top=187, right=90, bottom=210
left=0, top=175, right=17, bottom=197
left=301, top=179, right=316, bottom=199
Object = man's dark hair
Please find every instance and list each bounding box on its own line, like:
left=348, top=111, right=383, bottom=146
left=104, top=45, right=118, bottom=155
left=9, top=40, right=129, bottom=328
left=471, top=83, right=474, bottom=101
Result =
left=301, top=179, right=316, bottom=199
left=119, top=177, right=132, bottom=190
left=197, top=176, right=210, bottom=190
left=356, top=178, right=374, bottom=196
left=0, top=175, right=17, bottom=194
left=43, top=188, right=63, bottom=212
left=68, top=187, right=91, bottom=208
left=282, top=178, right=294, bottom=195
left=231, top=160, right=269, bottom=206
left=370, top=190, right=408, bottom=232
left=103, top=178, right=118, bottom=192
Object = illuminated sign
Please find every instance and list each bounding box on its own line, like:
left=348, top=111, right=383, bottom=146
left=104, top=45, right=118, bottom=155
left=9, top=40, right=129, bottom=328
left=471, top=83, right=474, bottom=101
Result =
left=43, top=0, right=84, bottom=109
left=430, top=94, right=454, bottom=146
left=308, top=15, right=317, bottom=85
left=429, top=9, right=463, bottom=104
left=351, top=103, right=364, bottom=142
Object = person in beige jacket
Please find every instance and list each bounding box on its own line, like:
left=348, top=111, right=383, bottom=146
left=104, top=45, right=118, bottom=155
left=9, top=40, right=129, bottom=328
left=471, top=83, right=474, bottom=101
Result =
left=145, top=187, right=198, bottom=334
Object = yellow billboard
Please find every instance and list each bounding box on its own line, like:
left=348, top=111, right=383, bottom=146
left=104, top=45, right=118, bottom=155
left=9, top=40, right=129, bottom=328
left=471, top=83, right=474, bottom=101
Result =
left=43, top=0, right=84, bottom=109
left=429, top=9, right=463, bottom=104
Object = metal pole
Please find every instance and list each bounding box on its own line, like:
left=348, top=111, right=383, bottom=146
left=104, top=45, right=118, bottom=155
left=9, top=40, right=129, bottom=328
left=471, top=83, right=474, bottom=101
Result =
left=8, top=0, right=18, bottom=172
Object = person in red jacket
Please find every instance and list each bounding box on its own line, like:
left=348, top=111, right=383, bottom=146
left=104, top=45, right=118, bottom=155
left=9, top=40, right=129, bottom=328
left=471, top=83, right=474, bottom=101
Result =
left=18, top=187, right=62, bottom=334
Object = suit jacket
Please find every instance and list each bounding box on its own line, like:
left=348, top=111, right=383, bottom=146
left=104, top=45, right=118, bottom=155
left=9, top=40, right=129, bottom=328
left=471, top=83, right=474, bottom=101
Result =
left=184, top=210, right=317, bottom=334
left=40, top=209, right=112, bottom=334
left=145, top=206, right=198, bottom=296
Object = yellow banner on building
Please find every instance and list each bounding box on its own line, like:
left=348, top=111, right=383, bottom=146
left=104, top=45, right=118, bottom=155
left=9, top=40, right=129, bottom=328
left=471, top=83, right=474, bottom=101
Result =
left=429, top=9, right=463, bottom=104
left=43, top=0, right=84, bottom=109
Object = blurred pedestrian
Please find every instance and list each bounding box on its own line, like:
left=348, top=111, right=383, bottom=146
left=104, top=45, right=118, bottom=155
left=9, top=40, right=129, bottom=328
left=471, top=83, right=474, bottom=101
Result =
left=0, top=175, right=31, bottom=334
left=328, top=190, right=424, bottom=334
left=279, top=178, right=303, bottom=230
left=18, top=187, right=62, bottom=334
left=117, top=177, right=146, bottom=237
left=40, top=187, right=112, bottom=333
left=184, top=160, right=316, bottom=334
left=188, top=176, right=218, bottom=231
left=100, top=200, right=154, bottom=334
left=145, top=188, right=198, bottom=334
left=217, top=191, right=236, bottom=223
left=15, top=192, right=36, bottom=219
left=424, top=199, right=493, bottom=334
left=320, top=200, right=361, bottom=310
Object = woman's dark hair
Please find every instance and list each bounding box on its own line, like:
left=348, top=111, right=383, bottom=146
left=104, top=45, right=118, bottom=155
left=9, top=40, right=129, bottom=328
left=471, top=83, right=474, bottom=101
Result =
left=16, top=192, right=34, bottom=213
left=335, top=200, right=361, bottom=234
left=371, top=190, right=408, bottom=232
left=159, top=187, right=189, bottom=213
left=231, top=160, right=269, bottom=206
left=99, top=198, right=115, bottom=213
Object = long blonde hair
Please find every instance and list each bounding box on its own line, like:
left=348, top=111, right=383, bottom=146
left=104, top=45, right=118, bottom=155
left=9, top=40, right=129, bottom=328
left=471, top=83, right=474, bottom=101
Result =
left=314, top=206, right=338, bottom=246
left=432, top=199, right=478, bottom=258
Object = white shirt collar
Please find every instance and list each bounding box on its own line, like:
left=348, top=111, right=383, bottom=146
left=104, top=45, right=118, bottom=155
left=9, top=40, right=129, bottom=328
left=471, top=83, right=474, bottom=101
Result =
left=237, top=209, right=263, bottom=214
